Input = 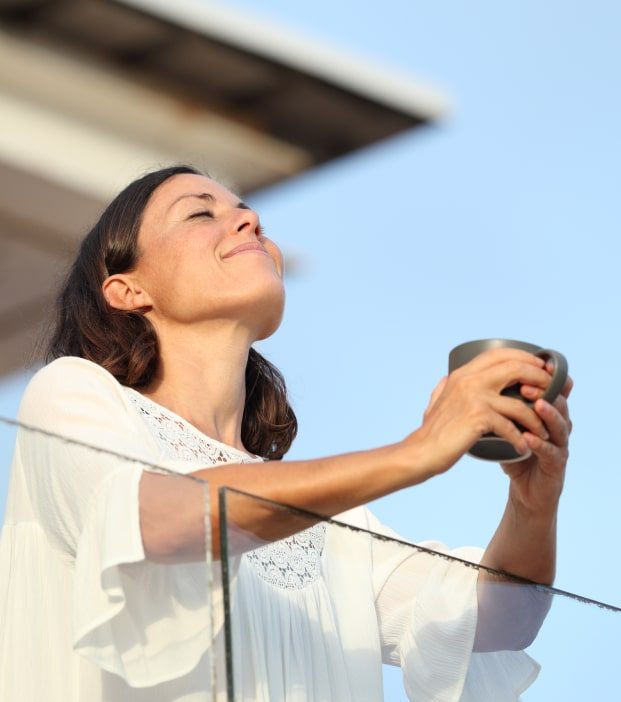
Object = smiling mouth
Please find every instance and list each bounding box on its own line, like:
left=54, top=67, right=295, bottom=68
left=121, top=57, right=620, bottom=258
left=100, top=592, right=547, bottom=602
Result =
left=222, top=243, right=269, bottom=259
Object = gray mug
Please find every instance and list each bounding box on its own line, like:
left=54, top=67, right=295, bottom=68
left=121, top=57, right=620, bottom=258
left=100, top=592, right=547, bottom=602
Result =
left=448, top=339, right=569, bottom=463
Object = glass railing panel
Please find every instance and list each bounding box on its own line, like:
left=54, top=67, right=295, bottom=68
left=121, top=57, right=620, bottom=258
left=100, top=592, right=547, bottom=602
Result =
left=0, top=415, right=221, bottom=701
left=219, top=486, right=620, bottom=702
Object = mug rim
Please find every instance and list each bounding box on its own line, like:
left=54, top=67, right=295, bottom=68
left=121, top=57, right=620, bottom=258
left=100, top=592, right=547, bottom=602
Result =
left=449, top=338, right=542, bottom=371
left=451, top=338, right=541, bottom=353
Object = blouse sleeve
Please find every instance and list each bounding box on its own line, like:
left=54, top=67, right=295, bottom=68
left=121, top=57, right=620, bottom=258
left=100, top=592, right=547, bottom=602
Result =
left=366, top=509, right=540, bottom=702
left=16, top=357, right=217, bottom=687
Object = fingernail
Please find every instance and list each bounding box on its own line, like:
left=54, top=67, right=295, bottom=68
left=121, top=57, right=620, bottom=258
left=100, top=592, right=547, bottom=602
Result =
left=542, top=429, right=550, bottom=440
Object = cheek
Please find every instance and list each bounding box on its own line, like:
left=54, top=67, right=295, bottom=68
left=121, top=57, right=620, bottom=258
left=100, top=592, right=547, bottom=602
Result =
left=141, top=239, right=214, bottom=310
left=264, top=240, right=284, bottom=277
left=143, top=248, right=183, bottom=294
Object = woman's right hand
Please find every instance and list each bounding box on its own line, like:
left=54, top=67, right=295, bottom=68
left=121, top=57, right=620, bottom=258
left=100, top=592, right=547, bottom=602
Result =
left=402, top=348, right=554, bottom=477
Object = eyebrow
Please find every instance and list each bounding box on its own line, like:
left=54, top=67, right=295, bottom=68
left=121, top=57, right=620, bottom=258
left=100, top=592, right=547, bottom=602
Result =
left=167, top=192, right=249, bottom=212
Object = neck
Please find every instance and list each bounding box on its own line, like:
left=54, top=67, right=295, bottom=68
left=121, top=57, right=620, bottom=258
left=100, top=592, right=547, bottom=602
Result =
left=142, top=321, right=253, bottom=453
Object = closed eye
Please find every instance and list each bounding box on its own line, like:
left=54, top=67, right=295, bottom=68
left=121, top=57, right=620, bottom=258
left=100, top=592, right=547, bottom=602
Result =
left=188, top=210, right=267, bottom=238
left=188, top=210, right=214, bottom=219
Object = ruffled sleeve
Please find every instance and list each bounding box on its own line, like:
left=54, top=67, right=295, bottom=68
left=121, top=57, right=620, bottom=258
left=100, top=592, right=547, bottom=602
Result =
left=16, top=357, right=217, bottom=688
left=366, top=510, right=540, bottom=702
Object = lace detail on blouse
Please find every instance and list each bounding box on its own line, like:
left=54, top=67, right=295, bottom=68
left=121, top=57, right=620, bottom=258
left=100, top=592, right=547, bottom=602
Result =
left=124, top=388, right=259, bottom=465
left=245, top=521, right=326, bottom=590
left=124, top=387, right=326, bottom=590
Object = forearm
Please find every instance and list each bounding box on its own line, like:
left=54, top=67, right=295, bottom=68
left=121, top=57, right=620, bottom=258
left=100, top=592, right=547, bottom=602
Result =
left=141, top=434, right=436, bottom=562
left=480, top=492, right=558, bottom=585
left=473, top=495, right=558, bottom=651
left=201, top=440, right=436, bottom=555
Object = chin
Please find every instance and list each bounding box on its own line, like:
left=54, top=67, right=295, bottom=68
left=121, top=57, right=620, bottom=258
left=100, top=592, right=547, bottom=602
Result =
left=216, top=274, right=285, bottom=339
left=256, top=314, right=284, bottom=341
left=255, top=290, right=285, bottom=340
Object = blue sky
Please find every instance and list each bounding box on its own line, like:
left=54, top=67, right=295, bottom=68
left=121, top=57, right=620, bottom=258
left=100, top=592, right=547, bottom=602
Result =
left=1, top=1, right=620, bottom=698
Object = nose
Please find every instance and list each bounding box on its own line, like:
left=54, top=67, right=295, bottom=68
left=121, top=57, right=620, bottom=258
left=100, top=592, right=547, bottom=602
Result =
left=233, top=208, right=261, bottom=236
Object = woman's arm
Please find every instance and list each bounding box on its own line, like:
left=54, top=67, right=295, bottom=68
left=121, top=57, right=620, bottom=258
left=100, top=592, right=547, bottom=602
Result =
left=139, top=348, right=559, bottom=562
left=480, top=386, right=571, bottom=582
left=140, top=440, right=437, bottom=562
left=473, top=379, right=572, bottom=651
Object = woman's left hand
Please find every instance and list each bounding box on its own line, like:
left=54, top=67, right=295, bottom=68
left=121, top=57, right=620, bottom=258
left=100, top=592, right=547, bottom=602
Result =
left=501, top=370, right=573, bottom=517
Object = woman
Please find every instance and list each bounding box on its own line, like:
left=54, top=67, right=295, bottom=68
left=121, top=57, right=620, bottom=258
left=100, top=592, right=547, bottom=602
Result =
left=0, top=165, right=571, bottom=701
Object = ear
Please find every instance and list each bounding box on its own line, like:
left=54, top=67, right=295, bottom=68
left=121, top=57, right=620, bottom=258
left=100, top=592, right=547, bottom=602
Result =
left=102, top=274, right=152, bottom=312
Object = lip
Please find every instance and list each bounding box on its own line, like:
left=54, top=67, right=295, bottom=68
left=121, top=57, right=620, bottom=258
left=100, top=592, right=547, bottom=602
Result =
left=222, top=242, right=269, bottom=259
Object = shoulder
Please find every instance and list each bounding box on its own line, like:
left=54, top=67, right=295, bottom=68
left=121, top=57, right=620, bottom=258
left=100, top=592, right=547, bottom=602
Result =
left=24, top=356, right=122, bottom=395
left=19, top=357, right=133, bottom=428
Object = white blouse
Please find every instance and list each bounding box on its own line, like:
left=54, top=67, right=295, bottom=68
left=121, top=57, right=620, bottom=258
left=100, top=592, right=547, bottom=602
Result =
left=0, top=357, right=538, bottom=701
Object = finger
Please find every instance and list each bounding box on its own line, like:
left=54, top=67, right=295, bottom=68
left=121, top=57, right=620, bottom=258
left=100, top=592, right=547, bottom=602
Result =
left=521, top=376, right=573, bottom=403
left=520, top=384, right=543, bottom=401
left=551, top=394, right=570, bottom=422
left=460, top=348, right=546, bottom=373
left=487, top=361, right=552, bottom=392
left=519, top=387, right=573, bottom=437
left=520, top=378, right=574, bottom=402
left=523, top=432, right=563, bottom=466
left=488, top=413, right=530, bottom=457
left=493, top=396, right=549, bottom=439
left=523, top=432, right=568, bottom=477
left=561, top=375, right=574, bottom=398
left=534, top=399, right=570, bottom=447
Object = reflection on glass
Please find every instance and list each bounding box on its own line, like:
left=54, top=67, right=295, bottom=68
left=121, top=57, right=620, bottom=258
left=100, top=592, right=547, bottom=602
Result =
left=0, top=416, right=219, bottom=701
left=219, top=486, right=621, bottom=702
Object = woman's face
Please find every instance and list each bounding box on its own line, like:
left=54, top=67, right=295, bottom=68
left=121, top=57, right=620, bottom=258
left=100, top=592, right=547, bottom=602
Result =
left=131, top=173, right=285, bottom=339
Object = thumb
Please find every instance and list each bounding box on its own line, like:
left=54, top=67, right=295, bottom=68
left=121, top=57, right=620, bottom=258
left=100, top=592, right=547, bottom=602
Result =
left=424, top=375, right=448, bottom=419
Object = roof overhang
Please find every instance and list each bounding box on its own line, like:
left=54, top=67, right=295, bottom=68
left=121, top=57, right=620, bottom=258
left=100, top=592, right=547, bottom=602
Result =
left=0, top=0, right=449, bottom=377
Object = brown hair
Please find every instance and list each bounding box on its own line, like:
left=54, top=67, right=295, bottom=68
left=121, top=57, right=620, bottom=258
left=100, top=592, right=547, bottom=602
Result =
left=46, top=165, right=297, bottom=460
